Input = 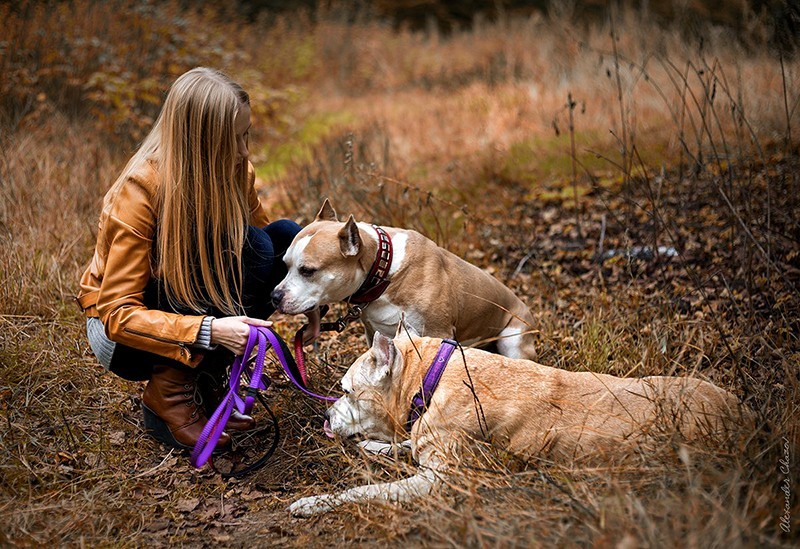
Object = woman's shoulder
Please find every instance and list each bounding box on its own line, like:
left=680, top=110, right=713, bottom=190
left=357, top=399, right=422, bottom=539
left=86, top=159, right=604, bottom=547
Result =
left=128, top=158, right=160, bottom=195
left=102, top=159, right=159, bottom=235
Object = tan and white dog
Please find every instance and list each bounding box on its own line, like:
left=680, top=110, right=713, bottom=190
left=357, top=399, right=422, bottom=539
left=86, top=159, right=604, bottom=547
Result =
left=289, top=327, right=748, bottom=517
left=271, top=199, right=537, bottom=359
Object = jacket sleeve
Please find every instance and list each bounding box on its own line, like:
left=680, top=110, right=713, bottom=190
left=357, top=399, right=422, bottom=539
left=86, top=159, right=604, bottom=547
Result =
left=247, top=162, right=270, bottom=228
left=95, top=179, right=206, bottom=367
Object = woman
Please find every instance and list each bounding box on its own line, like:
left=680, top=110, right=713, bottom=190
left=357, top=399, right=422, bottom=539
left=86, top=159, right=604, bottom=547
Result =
left=78, top=67, right=320, bottom=451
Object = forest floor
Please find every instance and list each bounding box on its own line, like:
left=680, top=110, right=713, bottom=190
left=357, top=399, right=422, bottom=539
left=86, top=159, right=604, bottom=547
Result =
left=1, top=2, right=799, bottom=546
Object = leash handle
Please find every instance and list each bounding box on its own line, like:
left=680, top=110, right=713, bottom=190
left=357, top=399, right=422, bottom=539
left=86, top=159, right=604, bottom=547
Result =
left=191, top=327, right=270, bottom=468
left=190, top=390, right=235, bottom=468
left=241, top=329, right=270, bottom=415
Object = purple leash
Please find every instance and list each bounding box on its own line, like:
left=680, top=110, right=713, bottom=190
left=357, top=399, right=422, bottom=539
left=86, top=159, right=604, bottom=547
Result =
left=406, top=338, right=458, bottom=432
left=191, top=327, right=264, bottom=468
left=191, top=326, right=337, bottom=470
left=264, top=328, right=337, bottom=402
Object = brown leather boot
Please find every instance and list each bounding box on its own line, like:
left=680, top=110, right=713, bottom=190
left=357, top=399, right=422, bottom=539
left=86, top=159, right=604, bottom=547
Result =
left=196, top=363, right=256, bottom=432
left=142, top=363, right=231, bottom=450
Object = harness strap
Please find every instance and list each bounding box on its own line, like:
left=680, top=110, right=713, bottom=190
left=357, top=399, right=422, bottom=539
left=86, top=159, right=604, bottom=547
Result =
left=406, top=339, right=458, bottom=432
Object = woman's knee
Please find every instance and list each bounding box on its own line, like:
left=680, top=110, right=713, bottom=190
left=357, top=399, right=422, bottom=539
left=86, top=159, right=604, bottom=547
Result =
left=264, top=219, right=302, bottom=255
left=244, top=225, right=275, bottom=269
left=241, top=220, right=300, bottom=311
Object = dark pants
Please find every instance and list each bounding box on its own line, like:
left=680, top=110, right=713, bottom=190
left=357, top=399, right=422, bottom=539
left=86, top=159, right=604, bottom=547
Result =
left=109, top=220, right=301, bottom=381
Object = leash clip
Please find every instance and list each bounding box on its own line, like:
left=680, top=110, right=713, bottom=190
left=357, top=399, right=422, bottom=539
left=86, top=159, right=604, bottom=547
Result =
left=341, top=305, right=363, bottom=326
left=322, top=305, right=364, bottom=333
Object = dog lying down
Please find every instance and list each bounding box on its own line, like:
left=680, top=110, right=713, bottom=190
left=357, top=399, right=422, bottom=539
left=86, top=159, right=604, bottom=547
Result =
left=289, top=327, right=749, bottom=517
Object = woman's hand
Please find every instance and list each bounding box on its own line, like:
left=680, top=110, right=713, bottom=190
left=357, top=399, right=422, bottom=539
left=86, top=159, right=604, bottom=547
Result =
left=210, top=316, right=272, bottom=356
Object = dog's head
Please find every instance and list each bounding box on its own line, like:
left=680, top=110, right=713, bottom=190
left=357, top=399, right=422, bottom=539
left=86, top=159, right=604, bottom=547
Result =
left=324, top=330, right=412, bottom=441
left=271, top=199, right=369, bottom=314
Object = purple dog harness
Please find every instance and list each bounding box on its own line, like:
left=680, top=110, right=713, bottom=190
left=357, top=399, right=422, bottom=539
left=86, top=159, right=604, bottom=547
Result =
left=406, top=338, right=458, bottom=432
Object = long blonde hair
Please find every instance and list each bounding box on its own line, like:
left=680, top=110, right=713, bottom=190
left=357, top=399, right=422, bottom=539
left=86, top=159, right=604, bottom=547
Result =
left=105, top=67, right=251, bottom=315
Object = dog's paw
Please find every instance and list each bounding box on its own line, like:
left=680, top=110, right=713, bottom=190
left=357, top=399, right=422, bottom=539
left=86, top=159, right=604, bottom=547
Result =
left=358, top=439, right=413, bottom=456
left=289, top=494, right=337, bottom=517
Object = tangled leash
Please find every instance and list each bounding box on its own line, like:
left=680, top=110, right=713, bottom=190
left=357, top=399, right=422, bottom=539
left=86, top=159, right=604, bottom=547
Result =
left=191, top=324, right=339, bottom=476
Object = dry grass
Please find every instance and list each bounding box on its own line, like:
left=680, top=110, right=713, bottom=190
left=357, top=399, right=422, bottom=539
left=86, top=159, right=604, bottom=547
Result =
left=1, top=1, right=799, bottom=546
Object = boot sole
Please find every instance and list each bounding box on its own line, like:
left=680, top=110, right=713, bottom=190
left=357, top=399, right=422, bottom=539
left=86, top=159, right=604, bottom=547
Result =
left=142, top=404, right=229, bottom=453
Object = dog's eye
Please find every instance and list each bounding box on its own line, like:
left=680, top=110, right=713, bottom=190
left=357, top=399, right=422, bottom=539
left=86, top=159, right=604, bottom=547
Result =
left=298, top=266, right=317, bottom=278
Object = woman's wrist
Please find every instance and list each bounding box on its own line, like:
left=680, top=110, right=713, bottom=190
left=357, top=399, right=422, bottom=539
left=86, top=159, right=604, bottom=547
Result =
left=208, top=316, right=273, bottom=356
left=192, top=316, right=217, bottom=350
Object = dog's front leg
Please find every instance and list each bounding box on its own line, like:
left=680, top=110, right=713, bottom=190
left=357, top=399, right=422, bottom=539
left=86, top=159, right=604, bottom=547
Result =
left=289, top=467, right=441, bottom=517
left=357, top=438, right=413, bottom=456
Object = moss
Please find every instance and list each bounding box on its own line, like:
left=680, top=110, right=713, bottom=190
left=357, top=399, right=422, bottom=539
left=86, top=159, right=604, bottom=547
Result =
left=500, top=132, right=610, bottom=186
left=406, top=163, right=430, bottom=184
left=255, top=110, right=354, bottom=182
left=496, top=131, right=679, bottom=206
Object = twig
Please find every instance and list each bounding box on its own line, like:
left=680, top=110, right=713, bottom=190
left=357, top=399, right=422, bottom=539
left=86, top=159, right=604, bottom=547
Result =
left=132, top=450, right=176, bottom=479
left=537, top=470, right=598, bottom=521
left=609, top=5, right=630, bottom=211
left=780, top=53, right=794, bottom=161
left=597, top=214, right=607, bottom=260
left=512, top=249, right=536, bottom=278
left=59, top=409, right=79, bottom=455
left=457, top=344, right=488, bottom=440
left=567, top=91, right=583, bottom=238
left=780, top=53, right=796, bottom=211
left=401, top=319, right=423, bottom=362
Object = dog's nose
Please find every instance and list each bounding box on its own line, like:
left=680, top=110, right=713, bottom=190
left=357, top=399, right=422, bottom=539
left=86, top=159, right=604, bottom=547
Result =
left=323, top=409, right=330, bottom=421
left=270, top=288, right=284, bottom=308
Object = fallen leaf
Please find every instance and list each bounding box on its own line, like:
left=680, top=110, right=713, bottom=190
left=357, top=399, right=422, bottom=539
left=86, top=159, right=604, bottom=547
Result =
left=176, top=498, right=200, bottom=513
left=109, top=431, right=126, bottom=445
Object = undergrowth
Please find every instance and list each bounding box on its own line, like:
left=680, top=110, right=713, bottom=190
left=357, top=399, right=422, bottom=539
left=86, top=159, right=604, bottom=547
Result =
left=0, top=1, right=798, bottom=546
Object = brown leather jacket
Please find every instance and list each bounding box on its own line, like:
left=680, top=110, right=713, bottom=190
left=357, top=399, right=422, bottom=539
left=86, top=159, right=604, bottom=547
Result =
left=77, top=160, right=270, bottom=367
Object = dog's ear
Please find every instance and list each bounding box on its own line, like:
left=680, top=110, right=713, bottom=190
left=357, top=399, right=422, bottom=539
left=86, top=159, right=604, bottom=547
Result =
left=369, top=331, right=397, bottom=383
left=338, top=215, right=361, bottom=257
left=315, top=198, right=338, bottom=221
